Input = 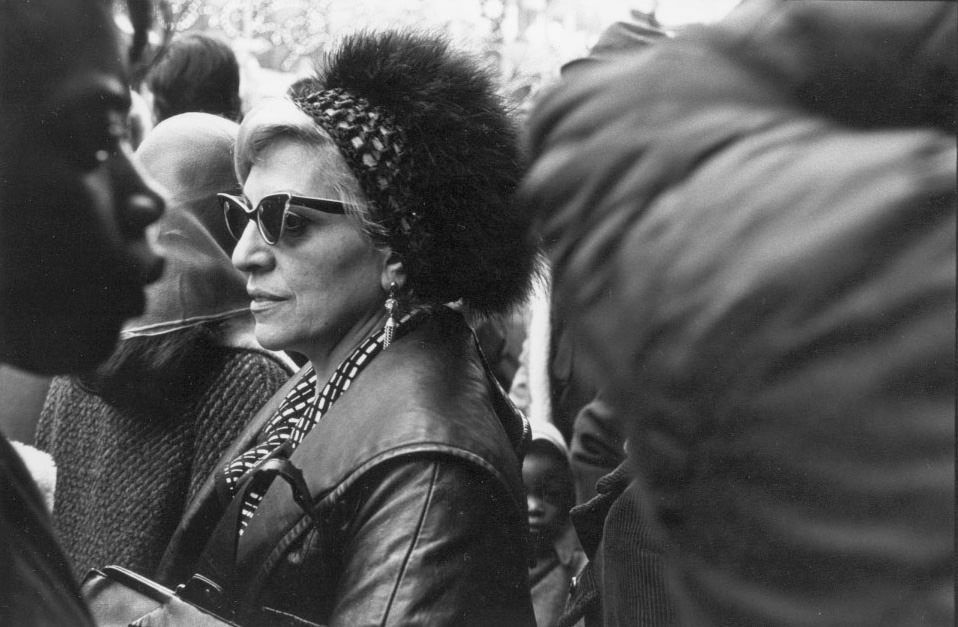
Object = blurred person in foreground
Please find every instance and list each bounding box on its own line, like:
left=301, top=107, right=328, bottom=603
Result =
left=513, top=18, right=678, bottom=627
left=521, top=1, right=955, bottom=625
left=35, top=112, right=295, bottom=580
left=0, top=0, right=165, bottom=624
left=149, top=30, right=537, bottom=627
left=142, top=32, right=242, bottom=124
left=510, top=16, right=666, bottom=495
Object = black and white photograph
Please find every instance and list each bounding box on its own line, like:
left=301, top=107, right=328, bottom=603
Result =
left=0, top=1, right=953, bottom=625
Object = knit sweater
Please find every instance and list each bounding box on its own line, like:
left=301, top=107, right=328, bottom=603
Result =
left=35, top=347, right=293, bottom=579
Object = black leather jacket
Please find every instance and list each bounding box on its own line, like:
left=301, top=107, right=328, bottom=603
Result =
left=157, top=308, right=536, bottom=627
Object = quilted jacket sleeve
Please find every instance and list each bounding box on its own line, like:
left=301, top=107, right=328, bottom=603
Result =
left=521, top=1, right=956, bottom=625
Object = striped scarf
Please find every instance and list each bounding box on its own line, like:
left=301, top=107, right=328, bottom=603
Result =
left=224, top=311, right=416, bottom=533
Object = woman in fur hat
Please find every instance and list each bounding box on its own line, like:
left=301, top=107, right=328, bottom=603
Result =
left=151, top=30, right=538, bottom=627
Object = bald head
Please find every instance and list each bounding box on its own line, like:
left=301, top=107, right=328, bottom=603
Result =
left=136, top=112, right=240, bottom=252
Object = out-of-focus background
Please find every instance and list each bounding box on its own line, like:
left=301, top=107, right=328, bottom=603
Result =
left=117, top=0, right=741, bottom=113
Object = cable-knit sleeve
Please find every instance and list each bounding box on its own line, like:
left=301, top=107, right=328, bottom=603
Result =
left=187, top=350, right=293, bottom=502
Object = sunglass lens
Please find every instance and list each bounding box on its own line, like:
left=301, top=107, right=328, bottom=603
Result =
left=258, top=195, right=287, bottom=244
left=223, top=198, right=249, bottom=241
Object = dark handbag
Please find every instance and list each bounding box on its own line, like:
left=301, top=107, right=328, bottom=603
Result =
left=81, top=565, right=238, bottom=626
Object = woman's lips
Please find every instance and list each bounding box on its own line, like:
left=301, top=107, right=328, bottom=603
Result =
left=250, top=299, right=281, bottom=313
left=248, top=290, right=285, bottom=313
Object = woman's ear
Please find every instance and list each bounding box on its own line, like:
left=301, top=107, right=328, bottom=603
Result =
left=381, top=250, right=406, bottom=291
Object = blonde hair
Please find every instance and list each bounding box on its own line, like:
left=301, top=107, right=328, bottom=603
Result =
left=234, top=98, right=388, bottom=243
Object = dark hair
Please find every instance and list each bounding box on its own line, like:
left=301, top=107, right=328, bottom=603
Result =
left=79, top=323, right=223, bottom=418
left=294, top=30, right=537, bottom=316
left=145, top=32, right=241, bottom=122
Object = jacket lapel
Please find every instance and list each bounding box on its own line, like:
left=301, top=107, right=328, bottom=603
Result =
left=160, top=308, right=527, bottom=600
left=232, top=309, right=527, bottom=597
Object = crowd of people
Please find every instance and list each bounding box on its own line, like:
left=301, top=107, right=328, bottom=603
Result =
left=0, top=0, right=954, bottom=626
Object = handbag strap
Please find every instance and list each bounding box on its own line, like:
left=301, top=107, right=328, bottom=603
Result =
left=177, top=448, right=317, bottom=618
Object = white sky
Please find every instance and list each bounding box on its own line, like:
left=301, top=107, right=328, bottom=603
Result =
left=634, top=0, right=742, bottom=26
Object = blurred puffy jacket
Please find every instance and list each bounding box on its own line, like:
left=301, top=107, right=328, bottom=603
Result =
left=522, top=1, right=956, bottom=625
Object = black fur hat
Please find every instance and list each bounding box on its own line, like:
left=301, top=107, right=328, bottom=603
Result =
left=291, top=30, right=535, bottom=316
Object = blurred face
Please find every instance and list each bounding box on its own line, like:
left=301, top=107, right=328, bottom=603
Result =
left=232, top=138, right=390, bottom=366
left=523, top=448, right=572, bottom=551
left=0, top=0, right=165, bottom=374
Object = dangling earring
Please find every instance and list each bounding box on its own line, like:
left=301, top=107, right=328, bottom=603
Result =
left=383, top=281, right=398, bottom=349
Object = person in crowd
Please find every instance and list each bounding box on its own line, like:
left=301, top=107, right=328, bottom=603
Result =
left=511, top=19, right=676, bottom=627
left=149, top=30, right=537, bottom=627
left=143, top=32, right=242, bottom=124
left=509, top=274, right=598, bottom=445
left=35, top=112, right=295, bottom=580
left=508, top=274, right=624, bottom=505
left=521, top=1, right=955, bottom=625
left=0, top=0, right=163, bottom=624
left=510, top=15, right=666, bottom=469
left=525, top=420, right=588, bottom=627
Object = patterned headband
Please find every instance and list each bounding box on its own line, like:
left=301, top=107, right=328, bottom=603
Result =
left=293, top=89, right=420, bottom=252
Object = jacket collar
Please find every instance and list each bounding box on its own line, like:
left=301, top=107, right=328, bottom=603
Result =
left=158, top=307, right=527, bottom=585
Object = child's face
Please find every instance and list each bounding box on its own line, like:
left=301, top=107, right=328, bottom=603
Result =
left=522, top=449, right=571, bottom=548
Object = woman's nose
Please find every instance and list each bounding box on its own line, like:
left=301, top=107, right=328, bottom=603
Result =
left=232, top=220, right=273, bottom=273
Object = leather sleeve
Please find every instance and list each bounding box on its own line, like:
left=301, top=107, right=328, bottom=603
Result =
left=327, top=457, right=535, bottom=627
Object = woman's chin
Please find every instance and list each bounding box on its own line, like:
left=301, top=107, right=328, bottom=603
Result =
left=252, top=325, right=296, bottom=354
